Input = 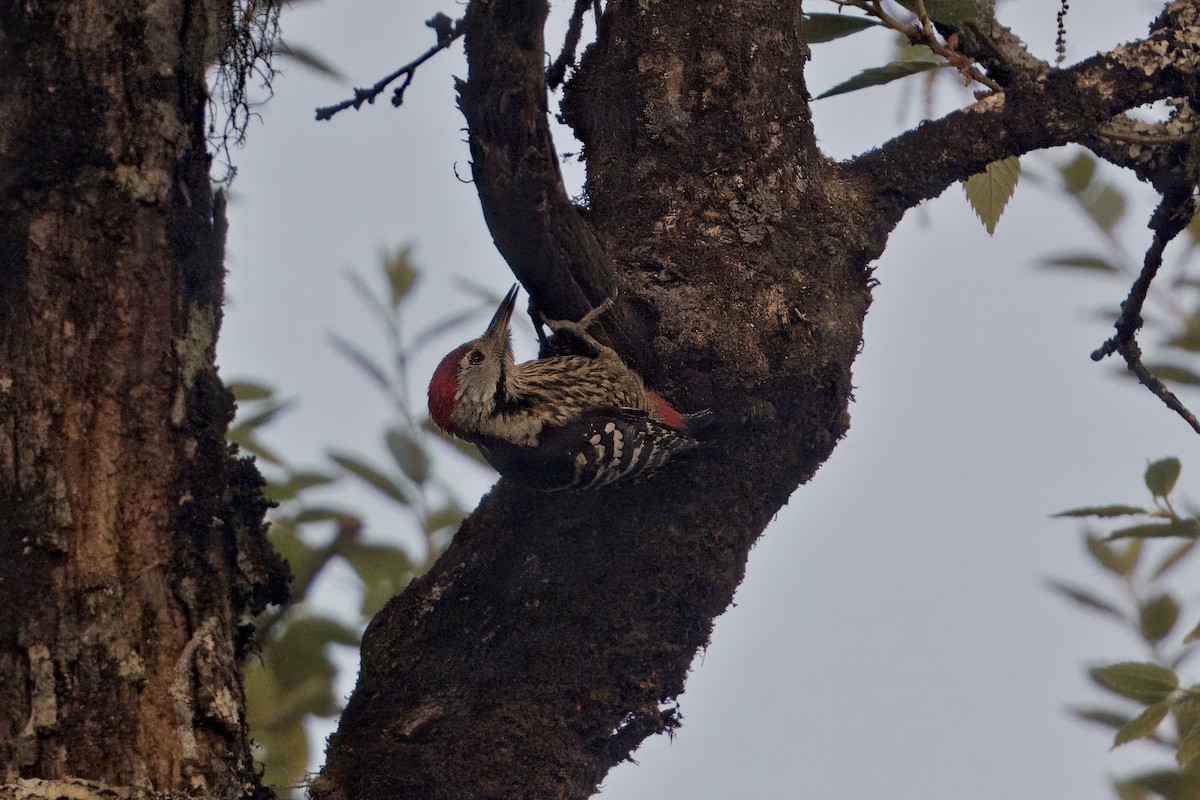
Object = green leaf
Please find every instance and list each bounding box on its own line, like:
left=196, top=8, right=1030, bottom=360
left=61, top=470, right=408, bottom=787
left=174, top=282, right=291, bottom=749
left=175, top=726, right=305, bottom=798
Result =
left=1070, top=706, right=1133, bottom=731
left=1037, top=253, right=1120, bottom=273
left=1108, top=519, right=1200, bottom=541
left=1086, top=184, right=1127, bottom=233
left=423, top=503, right=467, bottom=537
left=227, top=429, right=284, bottom=466
left=274, top=41, right=346, bottom=80
left=1149, top=457, right=1184, bottom=489
left=1183, top=618, right=1200, bottom=645
left=1152, top=539, right=1197, bottom=579
left=1140, top=594, right=1181, bottom=643
left=232, top=399, right=296, bottom=432
left=1053, top=504, right=1148, bottom=518
left=963, top=156, right=1020, bottom=235
left=1060, top=152, right=1096, bottom=195
left=1142, top=364, right=1200, bottom=386
left=328, top=451, right=410, bottom=505
left=328, top=333, right=391, bottom=391
left=895, top=0, right=983, bottom=24
left=383, top=246, right=419, bottom=308
left=1113, top=780, right=1151, bottom=800
left=1045, top=579, right=1125, bottom=620
left=264, top=470, right=338, bottom=503
left=386, top=427, right=431, bottom=485
left=341, top=541, right=416, bottom=617
left=227, top=380, right=275, bottom=401
left=815, top=45, right=940, bottom=100
left=1090, top=662, right=1179, bottom=704
left=1114, top=702, right=1171, bottom=748
left=1084, top=534, right=1138, bottom=577
left=1118, top=770, right=1189, bottom=800
left=1177, top=726, right=1200, bottom=767
left=801, top=12, right=880, bottom=43
left=290, top=505, right=353, bottom=525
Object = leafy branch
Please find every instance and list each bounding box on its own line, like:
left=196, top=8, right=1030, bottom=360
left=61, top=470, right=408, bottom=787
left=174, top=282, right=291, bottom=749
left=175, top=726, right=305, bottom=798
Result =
left=1052, top=458, right=1200, bottom=798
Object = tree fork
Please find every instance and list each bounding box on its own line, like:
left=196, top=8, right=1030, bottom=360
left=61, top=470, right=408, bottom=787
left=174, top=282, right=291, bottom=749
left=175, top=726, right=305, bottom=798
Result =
left=314, top=1, right=872, bottom=798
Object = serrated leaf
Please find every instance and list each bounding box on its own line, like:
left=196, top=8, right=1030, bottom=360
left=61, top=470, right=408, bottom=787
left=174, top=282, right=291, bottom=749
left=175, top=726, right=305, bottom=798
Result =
left=895, top=0, right=982, bottom=24
left=1090, top=662, right=1179, bottom=704
left=1085, top=534, right=1138, bottom=577
left=1037, top=253, right=1120, bottom=273
left=1054, top=505, right=1149, bottom=518
left=328, top=451, right=410, bottom=505
left=1177, top=726, right=1200, bottom=767
left=1060, top=152, right=1097, bottom=195
left=963, top=156, right=1020, bottom=235
left=1145, top=461, right=1183, bottom=497
left=802, top=12, right=880, bottom=43
left=386, top=427, right=431, bottom=484
left=1108, top=520, right=1200, bottom=541
left=1114, top=702, right=1171, bottom=748
left=815, top=45, right=940, bottom=100
left=1045, top=579, right=1125, bottom=620
left=1071, top=706, right=1134, bottom=731
left=227, top=380, right=275, bottom=401
left=1140, top=594, right=1181, bottom=643
left=329, top=332, right=391, bottom=391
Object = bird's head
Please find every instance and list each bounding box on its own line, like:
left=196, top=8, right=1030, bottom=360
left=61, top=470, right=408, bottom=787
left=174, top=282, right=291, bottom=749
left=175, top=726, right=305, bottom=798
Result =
left=428, top=283, right=519, bottom=436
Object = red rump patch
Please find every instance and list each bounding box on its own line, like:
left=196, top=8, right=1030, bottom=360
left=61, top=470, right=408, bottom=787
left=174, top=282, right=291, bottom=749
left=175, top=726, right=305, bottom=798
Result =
left=647, top=390, right=688, bottom=432
left=428, top=345, right=468, bottom=434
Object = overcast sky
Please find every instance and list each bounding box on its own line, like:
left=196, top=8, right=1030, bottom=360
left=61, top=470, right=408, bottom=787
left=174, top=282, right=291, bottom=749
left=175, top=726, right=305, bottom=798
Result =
left=219, top=2, right=1199, bottom=797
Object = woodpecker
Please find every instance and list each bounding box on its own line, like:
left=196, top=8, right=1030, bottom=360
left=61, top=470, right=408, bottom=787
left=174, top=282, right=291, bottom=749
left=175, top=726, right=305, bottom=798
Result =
left=427, top=285, right=698, bottom=491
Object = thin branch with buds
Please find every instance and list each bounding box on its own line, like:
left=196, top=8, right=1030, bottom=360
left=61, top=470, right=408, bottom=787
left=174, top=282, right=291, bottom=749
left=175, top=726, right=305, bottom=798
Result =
left=1092, top=192, right=1200, bottom=435
left=315, top=13, right=464, bottom=121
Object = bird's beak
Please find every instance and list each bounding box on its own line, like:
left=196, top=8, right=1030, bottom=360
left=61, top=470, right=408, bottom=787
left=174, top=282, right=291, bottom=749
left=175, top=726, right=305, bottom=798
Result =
left=484, top=283, right=519, bottom=341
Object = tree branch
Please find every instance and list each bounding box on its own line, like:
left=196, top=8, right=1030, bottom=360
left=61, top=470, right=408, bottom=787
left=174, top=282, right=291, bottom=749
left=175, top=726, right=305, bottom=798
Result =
left=314, top=14, right=464, bottom=121
left=846, top=1, right=1200, bottom=219
left=455, top=0, right=655, bottom=362
left=1091, top=191, right=1200, bottom=435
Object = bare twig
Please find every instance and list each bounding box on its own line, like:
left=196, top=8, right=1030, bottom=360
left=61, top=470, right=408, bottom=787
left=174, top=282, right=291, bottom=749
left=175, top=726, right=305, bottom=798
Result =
left=315, top=14, right=464, bottom=121
left=547, top=0, right=592, bottom=90
left=1091, top=192, right=1200, bottom=435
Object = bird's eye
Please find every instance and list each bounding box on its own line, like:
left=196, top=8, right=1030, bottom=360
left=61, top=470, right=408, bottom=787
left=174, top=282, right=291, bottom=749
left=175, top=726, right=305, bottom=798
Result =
left=467, top=349, right=485, bottom=365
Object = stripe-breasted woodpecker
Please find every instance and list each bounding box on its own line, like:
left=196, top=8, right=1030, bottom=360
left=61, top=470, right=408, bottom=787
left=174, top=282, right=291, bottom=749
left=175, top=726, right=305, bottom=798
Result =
left=427, top=285, right=697, bottom=490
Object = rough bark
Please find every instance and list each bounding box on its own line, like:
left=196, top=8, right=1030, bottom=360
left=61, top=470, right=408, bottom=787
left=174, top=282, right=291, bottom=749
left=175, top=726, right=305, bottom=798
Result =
left=0, top=3, right=286, bottom=798
left=312, top=1, right=1200, bottom=799
left=315, top=1, right=870, bottom=798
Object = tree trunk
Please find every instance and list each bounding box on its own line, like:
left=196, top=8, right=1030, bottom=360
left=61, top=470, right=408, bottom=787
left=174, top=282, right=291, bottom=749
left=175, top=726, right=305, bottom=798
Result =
left=0, top=3, right=285, bottom=797
left=313, top=1, right=1200, bottom=798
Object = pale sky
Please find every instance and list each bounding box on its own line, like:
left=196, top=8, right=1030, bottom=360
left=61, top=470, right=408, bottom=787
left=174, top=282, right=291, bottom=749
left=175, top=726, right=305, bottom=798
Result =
left=220, top=2, right=1199, bottom=797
